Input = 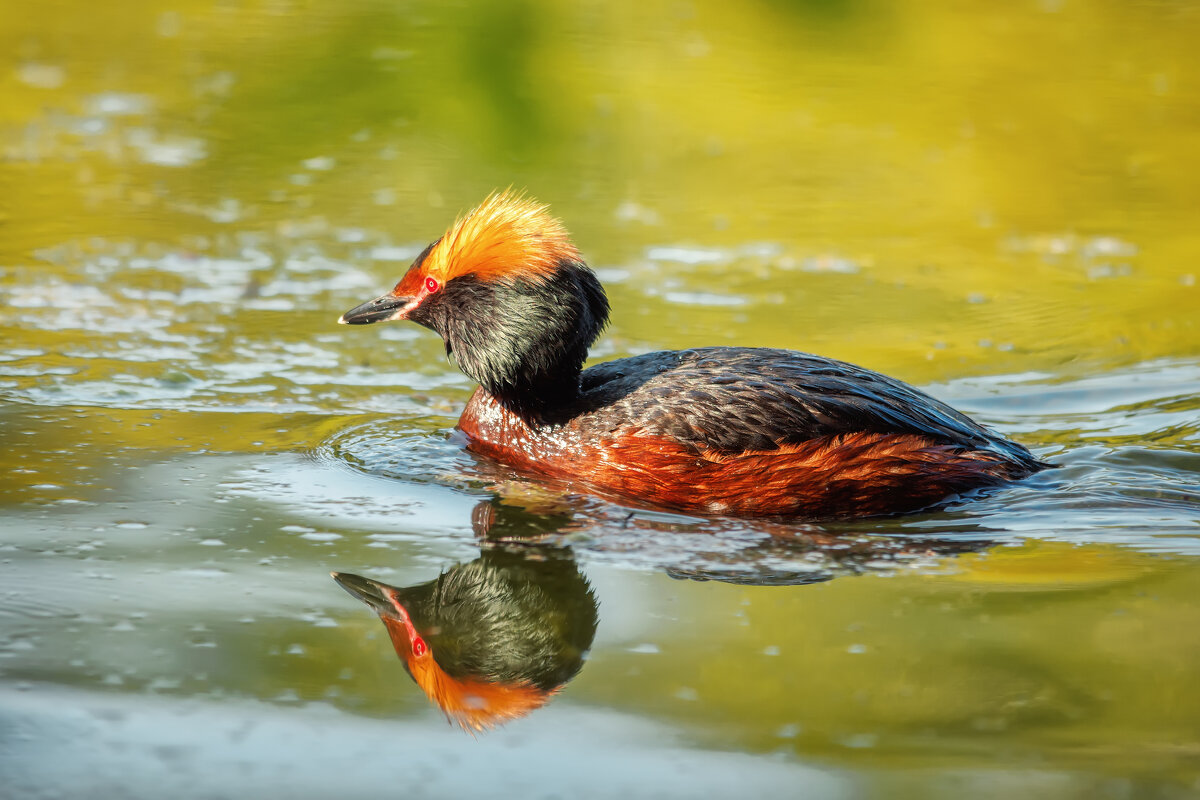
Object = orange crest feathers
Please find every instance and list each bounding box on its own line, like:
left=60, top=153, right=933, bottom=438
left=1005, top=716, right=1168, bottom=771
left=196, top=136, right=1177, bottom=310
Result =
left=422, top=191, right=580, bottom=284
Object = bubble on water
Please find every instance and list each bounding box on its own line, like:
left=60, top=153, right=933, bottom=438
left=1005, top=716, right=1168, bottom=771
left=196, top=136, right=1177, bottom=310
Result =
left=614, top=200, right=661, bottom=225
left=335, top=227, right=367, bottom=243
left=302, top=156, right=336, bottom=171
left=663, top=291, right=748, bottom=307
left=274, top=689, right=301, bottom=704
left=800, top=254, right=861, bottom=274
left=646, top=246, right=727, bottom=264
left=776, top=724, right=801, bottom=739
left=593, top=267, right=630, bottom=283
left=1082, top=236, right=1137, bottom=258
left=125, top=127, right=206, bottom=167
left=298, top=532, right=342, bottom=542
left=84, top=93, right=153, bottom=116
left=16, top=63, right=65, bottom=89
left=839, top=733, right=878, bottom=749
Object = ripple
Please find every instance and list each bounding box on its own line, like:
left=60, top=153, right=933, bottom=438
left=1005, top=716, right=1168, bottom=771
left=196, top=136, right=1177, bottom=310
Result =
left=309, top=420, right=1014, bottom=580
left=929, top=358, right=1200, bottom=440
left=3, top=223, right=1197, bottom=564
left=307, top=357, right=1200, bottom=569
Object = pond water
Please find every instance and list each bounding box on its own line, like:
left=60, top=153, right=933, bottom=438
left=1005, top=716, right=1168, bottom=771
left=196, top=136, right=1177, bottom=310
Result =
left=2, top=2, right=1198, bottom=798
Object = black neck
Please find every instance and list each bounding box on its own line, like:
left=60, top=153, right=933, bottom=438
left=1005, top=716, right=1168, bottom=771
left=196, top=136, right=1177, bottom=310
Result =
left=486, top=366, right=584, bottom=424
left=410, top=259, right=610, bottom=425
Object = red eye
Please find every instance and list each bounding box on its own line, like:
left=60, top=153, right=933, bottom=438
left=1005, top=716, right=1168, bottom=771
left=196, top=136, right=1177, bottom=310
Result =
left=412, top=637, right=427, bottom=657
left=424, top=276, right=439, bottom=293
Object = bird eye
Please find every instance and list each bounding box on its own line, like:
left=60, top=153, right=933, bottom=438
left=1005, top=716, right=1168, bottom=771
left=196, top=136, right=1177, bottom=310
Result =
left=424, top=276, right=440, bottom=293
left=412, top=637, right=428, bottom=657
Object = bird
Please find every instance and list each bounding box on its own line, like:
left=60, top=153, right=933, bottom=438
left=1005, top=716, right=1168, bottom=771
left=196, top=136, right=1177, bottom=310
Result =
left=332, top=547, right=597, bottom=732
left=339, top=191, right=1049, bottom=519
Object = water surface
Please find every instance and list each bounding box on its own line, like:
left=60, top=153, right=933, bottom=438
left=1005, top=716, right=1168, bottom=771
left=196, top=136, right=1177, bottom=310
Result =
left=2, top=2, right=1198, bottom=798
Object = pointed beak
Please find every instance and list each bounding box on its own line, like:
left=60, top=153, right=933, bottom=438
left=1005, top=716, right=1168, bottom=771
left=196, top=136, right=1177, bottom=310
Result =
left=332, top=571, right=401, bottom=617
left=338, top=293, right=413, bottom=325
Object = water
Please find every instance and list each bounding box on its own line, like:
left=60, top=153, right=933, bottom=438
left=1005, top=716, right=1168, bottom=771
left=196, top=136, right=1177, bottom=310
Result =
left=2, top=2, right=1199, bottom=798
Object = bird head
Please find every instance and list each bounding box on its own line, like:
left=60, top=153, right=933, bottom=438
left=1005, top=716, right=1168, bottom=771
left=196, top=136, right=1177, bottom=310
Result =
left=340, top=192, right=610, bottom=419
left=332, top=549, right=597, bottom=732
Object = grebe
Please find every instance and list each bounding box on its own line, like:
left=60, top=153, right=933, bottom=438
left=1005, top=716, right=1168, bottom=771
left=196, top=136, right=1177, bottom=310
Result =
left=333, top=549, right=596, bottom=731
left=339, top=192, right=1047, bottom=519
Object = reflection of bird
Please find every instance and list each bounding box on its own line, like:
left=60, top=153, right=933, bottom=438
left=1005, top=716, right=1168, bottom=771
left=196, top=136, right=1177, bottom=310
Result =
left=332, top=548, right=597, bottom=732
left=341, top=192, right=1048, bottom=519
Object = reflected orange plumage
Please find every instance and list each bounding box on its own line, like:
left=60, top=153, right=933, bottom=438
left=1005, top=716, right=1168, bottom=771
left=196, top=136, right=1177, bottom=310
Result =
left=380, top=613, right=554, bottom=733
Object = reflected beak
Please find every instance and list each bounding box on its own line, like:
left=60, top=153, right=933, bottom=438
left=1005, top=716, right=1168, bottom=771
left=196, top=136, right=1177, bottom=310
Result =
left=338, top=293, right=413, bottom=325
left=332, top=571, right=401, bottom=617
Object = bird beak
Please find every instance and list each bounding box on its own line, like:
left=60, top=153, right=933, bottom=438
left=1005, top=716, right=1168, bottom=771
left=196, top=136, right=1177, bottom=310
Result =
left=337, top=293, right=413, bottom=325
left=332, top=571, right=403, bottom=617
